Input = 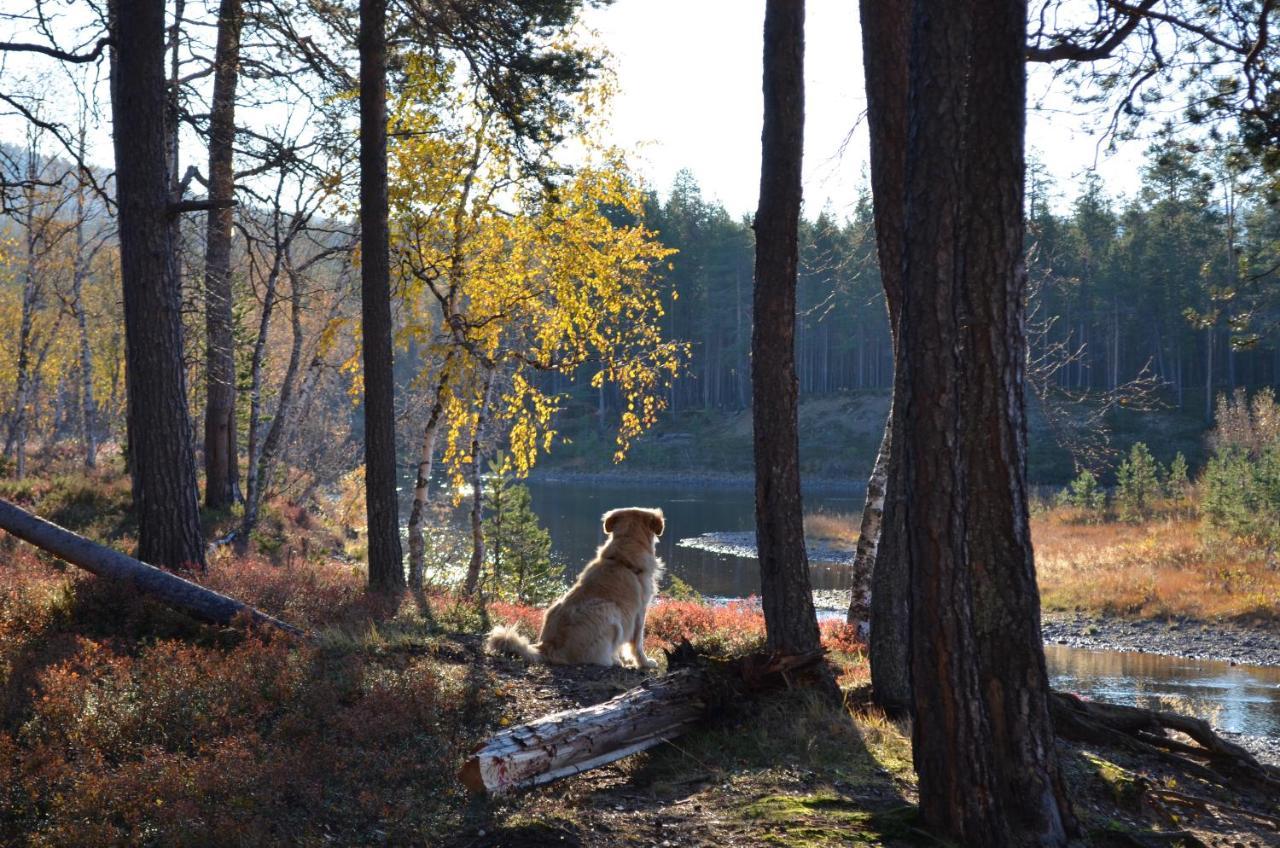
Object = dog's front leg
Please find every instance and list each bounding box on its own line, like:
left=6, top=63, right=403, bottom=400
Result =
left=632, top=610, right=657, bottom=669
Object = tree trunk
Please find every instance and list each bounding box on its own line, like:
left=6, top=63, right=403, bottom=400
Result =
left=203, top=0, right=243, bottom=510
left=110, top=0, right=206, bottom=570
left=751, top=0, right=820, bottom=655
left=1205, top=323, right=1214, bottom=422
left=463, top=370, right=496, bottom=596
left=898, top=1, right=1073, bottom=843
left=407, top=356, right=452, bottom=589
left=845, top=419, right=886, bottom=637
left=5, top=169, right=39, bottom=479
left=0, top=498, right=300, bottom=637
left=72, top=138, right=99, bottom=471
left=359, top=0, right=404, bottom=592
left=249, top=265, right=308, bottom=509
left=857, top=0, right=911, bottom=715
left=239, top=248, right=285, bottom=542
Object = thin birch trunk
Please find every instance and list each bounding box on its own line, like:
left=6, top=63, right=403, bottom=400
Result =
left=846, top=414, right=888, bottom=636
left=407, top=355, right=453, bottom=589
left=72, top=155, right=99, bottom=469
left=463, top=370, right=496, bottom=596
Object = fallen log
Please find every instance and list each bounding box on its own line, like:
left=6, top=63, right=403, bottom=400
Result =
left=460, top=642, right=828, bottom=795
left=0, top=498, right=307, bottom=639
left=463, top=643, right=1280, bottom=798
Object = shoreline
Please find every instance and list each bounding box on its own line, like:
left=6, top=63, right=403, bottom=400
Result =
left=1039, top=611, right=1280, bottom=668
left=678, top=533, right=1280, bottom=668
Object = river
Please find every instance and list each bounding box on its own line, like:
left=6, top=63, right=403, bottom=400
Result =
left=523, top=477, right=1280, bottom=745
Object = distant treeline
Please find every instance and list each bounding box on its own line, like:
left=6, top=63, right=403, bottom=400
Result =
left=581, top=136, right=1280, bottom=417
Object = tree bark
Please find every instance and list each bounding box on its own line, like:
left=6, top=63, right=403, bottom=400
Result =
left=72, top=129, right=100, bottom=471
left=238, top=234, right=286, bottom=543
left=359, top=0, right=404, bottom=592
left=845, top=420, right=886, bottom=637
left=110, top=0, right=206, bottom=569
left=856, top=0, right=912, bottom=715
left=463, top=369, right=496, bottom=596
left=407, top=355, right=452, bottom=589
left=751, top=0, right=820, bottom=656
left=463, top=669, right=707, bottom=796
left=202, top=0, right=244, bottom=510
left=461, top=644, right=827, bottom=796
left=898, top=1, right=1073, bottom=843
left=0, top=498, right=301, bottom=637
left=4, top=154, right=40, bottom=479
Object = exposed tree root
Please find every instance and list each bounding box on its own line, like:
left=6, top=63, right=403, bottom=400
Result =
left=1050, top=690, right=1280, bottom=797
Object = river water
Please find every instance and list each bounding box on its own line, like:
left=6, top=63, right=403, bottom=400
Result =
left=523, top=478, right=1280, bottom=742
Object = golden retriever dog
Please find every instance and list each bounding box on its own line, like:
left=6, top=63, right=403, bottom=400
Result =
left=486, top=507, right=665, bottom=667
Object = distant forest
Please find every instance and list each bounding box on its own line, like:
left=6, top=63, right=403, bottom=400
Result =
left=617, top=134, right=1280, bottom=418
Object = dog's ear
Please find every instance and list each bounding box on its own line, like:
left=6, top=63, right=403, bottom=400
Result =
left=602, top=509, right=620, bottom=534
left=645, top=508, right=665, bottom=537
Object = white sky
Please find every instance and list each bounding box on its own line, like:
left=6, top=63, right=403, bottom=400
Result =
left=0, top=0, right=1153, bottom=219
left=583, top=0, right=1150, bottom=218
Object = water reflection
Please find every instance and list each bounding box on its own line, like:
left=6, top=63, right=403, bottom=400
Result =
left=524, top=478, right=861, bottom=596
left=523, top=478, right=1280, bottom=741
left=1045, top=645, right=1280, bottom=737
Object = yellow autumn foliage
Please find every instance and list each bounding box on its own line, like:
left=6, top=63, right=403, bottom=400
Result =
left=388, top=52, right=686, bottom=492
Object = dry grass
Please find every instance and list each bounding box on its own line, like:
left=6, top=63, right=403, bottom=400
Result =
left=804, top=511, right=861, bottom=546
left=807, top=506, right=1280, bottom=623
left=1032, top=511, right=1280, bottom=622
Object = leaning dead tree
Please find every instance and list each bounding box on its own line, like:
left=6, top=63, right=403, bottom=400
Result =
left=0, top=499, right=306, bottom=638
left=461, top=643, right=827, bottom=796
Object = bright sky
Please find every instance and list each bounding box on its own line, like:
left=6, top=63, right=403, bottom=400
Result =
left=583, top=0, right=1150, bottom=218
left=0, top=0, right=1153, bottom=219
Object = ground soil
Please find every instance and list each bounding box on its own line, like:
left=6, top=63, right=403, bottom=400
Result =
left=434, top=636, right=1280, bottom=848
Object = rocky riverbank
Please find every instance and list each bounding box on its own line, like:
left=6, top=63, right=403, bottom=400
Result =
left=1040, top=611, right=1280, bottom=668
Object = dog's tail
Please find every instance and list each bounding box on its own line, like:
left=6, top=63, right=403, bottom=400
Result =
left=485, top=624, right=546, bottom=664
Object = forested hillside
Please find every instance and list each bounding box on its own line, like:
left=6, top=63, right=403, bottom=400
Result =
left=549, top=135, right=1280, bottom=481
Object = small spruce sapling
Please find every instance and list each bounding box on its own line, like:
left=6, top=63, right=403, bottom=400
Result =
left=483, top=454, right=564, bottom=603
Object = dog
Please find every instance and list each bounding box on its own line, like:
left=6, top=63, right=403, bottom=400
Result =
left=486, top=507, right=665, bottom=667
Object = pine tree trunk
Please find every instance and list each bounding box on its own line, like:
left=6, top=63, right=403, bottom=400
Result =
left=359, top=0, right=404, bottom=591
left=857, top=0, right=911, bottom=714
left=110, top=0, right=206, bottom=570
left=898, top=1, right=1073, bottom=843
left=203, top=0, right=243, bottom=510
left=752, top=0, right=820, bottom=655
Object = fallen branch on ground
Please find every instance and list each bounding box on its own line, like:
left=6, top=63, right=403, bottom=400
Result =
left=463, top=644, right=1280, bottom=799
left=460, top=641, right=828, bottom=796
left=0, top=498, right=307, bottom=639
left=1050, top=690, right=1280, bottom=794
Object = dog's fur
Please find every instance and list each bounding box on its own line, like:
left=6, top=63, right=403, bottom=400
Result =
left=486, top=507, right=665, bottom=667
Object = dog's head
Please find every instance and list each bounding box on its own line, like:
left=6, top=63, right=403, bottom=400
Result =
left=602, top=507, right=664, bottom=541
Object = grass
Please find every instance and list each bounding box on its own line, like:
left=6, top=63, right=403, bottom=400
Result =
left=3, top=456, right=1277, bottom=846
left=1032, top=509, right=1280, bottom=623
left=802, top=503, right=1280, bottom=626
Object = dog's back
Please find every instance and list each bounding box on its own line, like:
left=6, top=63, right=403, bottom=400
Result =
left=486, top=507, right=665, bottom=667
